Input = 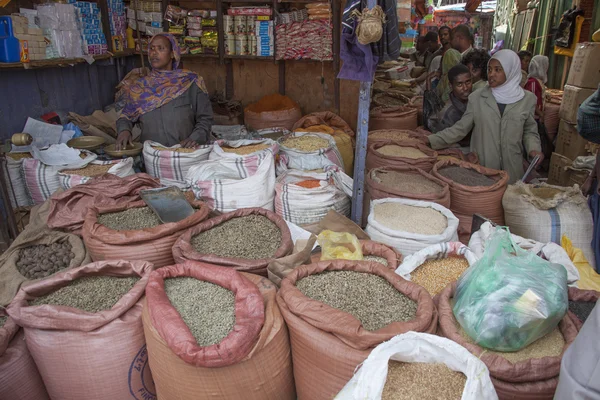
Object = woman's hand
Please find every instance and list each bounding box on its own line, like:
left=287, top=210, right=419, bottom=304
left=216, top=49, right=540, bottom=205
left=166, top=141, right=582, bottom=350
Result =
left=115, top=130, right=133, bottom=151
left=180, top=138, right=198, bottom=148
left=528, top=150, right=544, bottom=169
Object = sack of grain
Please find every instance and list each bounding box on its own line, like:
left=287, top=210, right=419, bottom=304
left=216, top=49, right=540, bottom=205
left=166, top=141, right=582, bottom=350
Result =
left=409, top=95, right=424, bottom=125
left=244, top=94, right=302, bottom=131
left=57, top=158, right=135, bottom=190
left=142, top=140, right=213, bottom=188
left=209, top=138, right=279, bottom=161
left=172, top=208, right=294, bottom=276
left=22, top=150, right=97, bottom=205
left=432, top=158, right=509, bottom=243
left=502, top=182, right=595, bottom=270
left=277, top=260, right=437, bottom=400
left=278, top=132, right=345, bottom=173
left=366, top=140, right=437, bottom=172
left=437, top=282, right=578, bottom=397
left=4, top=152, right=33, bottom=208
left=364, top=166, right=450, bottom=227
left=365, top=198, right=459, bottom=257
left=567, top=287, right=599, bottom=330
left=7, top=260, right=155, bottom=400
left=366, top=129, right=424, bottom=148
left=310, top=239, right=404, bottom=269
left=0, top=314, right=49, bottom=400
left=0, top=228, right=90, bottom=306
left=143, top=262, right=295, bottom=400
left=275, top=169, right=352, bottom=226
left=336, top=332, right=498, bottom=400
left=369, top=106, right=418, bottom=131
left=436, top=148, right=480, bottom=164
left=82, top=198, right=210, bottom=268
left=186, top=151, right=276, bottom=212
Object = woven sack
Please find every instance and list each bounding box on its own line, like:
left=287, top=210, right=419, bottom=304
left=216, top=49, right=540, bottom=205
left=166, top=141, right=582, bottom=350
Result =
left=57, top=157, right=135, bottom=189
left=436, top=148, right=480, bottom=164
left=278, top=132, right=345, bottom=172
left=567, top=287, right=600, bottom=330
left=143, top=262, right=295, bottom=400
left=244, top=95, right=302, bottom=131
left=277, top=260, right=437, bottom=400
left=7, top=260, right=156, bottom=400
left=209, top=138, right=279, bottom=161
left=366, top=140, right=437, bottom=172
left=409, top=95, right=424, bottom=125
left=172, top=208, right=293, bottom=276
left=491, top=376, right=559, bottom=400
left=83, top=199, right=210, bottom=268
left=366, top=129, right=424, bottom=148
left=369, top=106, right=418, bottom=131
left=4, top=154, right=33, bottom=208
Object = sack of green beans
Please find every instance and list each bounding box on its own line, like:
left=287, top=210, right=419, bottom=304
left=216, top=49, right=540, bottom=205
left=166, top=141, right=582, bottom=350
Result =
left=7, top=260, right=155, bottom=400
left=172, top=208, right=294, bottom=276
left=277, top=260, right=437, bottom=400
left=57, top=158, right=135, bottom=190
left=142, top=261, right=295, bottom=400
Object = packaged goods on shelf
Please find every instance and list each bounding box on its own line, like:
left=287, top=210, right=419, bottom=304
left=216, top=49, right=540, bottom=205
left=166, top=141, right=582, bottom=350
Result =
left=9, top=14, right=48, bottom=61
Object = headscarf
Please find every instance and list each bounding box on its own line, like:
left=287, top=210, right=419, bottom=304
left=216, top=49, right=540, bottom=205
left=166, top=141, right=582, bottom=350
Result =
left=436, top=49, right=462, bottom=103
left=489, top=49, right=525, bottom=105
left=118, top=33, right=207, bottom=122
left=528, top=55, right=549, bottom=84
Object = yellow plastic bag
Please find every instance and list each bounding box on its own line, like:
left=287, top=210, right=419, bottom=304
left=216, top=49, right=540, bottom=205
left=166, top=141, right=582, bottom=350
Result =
left=317, top=230, right=363, bottom=261
left=562, top=235, right=600, bottom=291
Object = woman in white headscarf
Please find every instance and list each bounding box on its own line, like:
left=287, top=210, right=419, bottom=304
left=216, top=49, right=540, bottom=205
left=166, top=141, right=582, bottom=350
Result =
left=525, top=55, right=550, bottom=120
left=426, top=49, right=543, bottom=183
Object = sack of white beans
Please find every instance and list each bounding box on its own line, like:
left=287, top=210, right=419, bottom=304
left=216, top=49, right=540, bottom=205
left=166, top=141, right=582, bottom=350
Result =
left=58, top=158, right=135, bottom=190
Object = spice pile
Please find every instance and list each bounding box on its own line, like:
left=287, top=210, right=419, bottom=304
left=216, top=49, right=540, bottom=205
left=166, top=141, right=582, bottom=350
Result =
left=295, top=179, right=322, bottom=189
left=16, top=242, right=74, bottom=279
left=411, top=257, right=469, bottom=295
left=569, top=301, right=596, bottom=324
left=377, top=145, right=427, bottom=159
left=153, top=146, right=197, bottom=153
left=373, top=203, right=447, bottom=235
left=29, top=276, right=139, bottom=313
left=61, top=164, right=113, bottom=177
left=382, top=362, right=467, bottom=400
left=372, top=170, right=442, bottom=195
left=221, top=143, right=270, bottom=155
left=296, top=271, right=417, bottom=331
left=363, top=255, right=389, bottom=267
left=165, top=277, right=235, bottom=347
left=98, top=207, right=163, bottom=231
left=281, top=135, right=329, bottom=152
left=192, top=215, right=282, bottom=259
left=438, top=166, right=495, bottom=187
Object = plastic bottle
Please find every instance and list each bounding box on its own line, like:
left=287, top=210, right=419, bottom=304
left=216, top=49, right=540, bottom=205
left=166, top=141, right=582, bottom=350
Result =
left=126, top=27, right=135, bottom=49
left=0, top=16, right=21, bottom=63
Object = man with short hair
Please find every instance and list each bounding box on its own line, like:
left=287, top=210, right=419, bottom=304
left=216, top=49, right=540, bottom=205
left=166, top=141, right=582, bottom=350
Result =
left=433, top=26, right=451, bottom=58
left=451, top=24, right=474, bottom=56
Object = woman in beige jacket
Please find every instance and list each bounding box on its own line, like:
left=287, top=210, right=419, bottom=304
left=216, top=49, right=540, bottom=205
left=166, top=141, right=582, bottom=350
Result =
left=428, top=49, right=543, bottom=184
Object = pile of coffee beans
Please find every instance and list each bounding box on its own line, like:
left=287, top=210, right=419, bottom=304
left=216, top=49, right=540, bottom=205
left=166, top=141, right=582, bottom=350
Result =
left=16, top=242, right=74, bottom=279
left=97, top=207, right=163, bottom=231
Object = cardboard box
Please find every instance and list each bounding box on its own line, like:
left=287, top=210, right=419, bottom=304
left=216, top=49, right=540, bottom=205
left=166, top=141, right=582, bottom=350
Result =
left=568, top=166, right=590, bottom=187
left=566, top=42, right=600, bottom=89
left=559, top=85, right=596, bottom=125
left=548, top=152, right=573, bottom=186
left=556, top=119, right=592, bottom=161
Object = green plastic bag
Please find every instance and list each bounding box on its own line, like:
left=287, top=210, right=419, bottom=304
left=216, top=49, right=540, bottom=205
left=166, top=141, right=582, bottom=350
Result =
left=453, top=227, right=568, bottom=352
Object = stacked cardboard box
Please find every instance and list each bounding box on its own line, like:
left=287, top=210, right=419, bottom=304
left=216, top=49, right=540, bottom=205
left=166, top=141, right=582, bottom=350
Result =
left=73, top=1, right=108, bottom=55
left=11, top=14, right=47, bottom=61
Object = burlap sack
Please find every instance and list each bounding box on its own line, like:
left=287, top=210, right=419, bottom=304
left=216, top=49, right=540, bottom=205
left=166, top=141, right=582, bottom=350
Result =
left=366, top=140, right=437, bottom=172
left=83, top=199, right=210, bottom=268
left=369, top=106, right=418, bottom=131
left=491, top=376, right=559, bottom=400
left=292, top=111, right=355, bottom=138
left=172, top=208, right=293, bottom=276
left=7, top=260, right=155, bottom=400
left=0, top=314, right=49, bottom=400
left=0, top=228, right=90, bottom=306
left=244, top=94, right=302, bottom=131
left=366, top=129, right=424, bottom=148
left=143, top=266, right=295, bottom=400
left=567, top=287, right=600, bottom=330
left=437, top=282, right=578, bottom=384
left=277, top=260, right=437, bottom=400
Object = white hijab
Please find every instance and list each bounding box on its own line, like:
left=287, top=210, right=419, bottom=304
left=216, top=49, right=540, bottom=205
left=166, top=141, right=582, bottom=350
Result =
left=489, top=50, right=525, bottom=104
left=528, top=55, right=549, bottom=84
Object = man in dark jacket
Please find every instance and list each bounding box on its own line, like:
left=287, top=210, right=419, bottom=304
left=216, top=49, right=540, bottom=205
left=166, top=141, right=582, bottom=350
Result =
left=428, top=64, right=472, bottom=137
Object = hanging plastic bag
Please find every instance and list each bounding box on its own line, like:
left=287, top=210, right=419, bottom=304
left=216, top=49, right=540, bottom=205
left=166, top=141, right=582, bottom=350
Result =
left=317, top=230, right=363, bottom=261
left=453, top=226, right=568, bottom=352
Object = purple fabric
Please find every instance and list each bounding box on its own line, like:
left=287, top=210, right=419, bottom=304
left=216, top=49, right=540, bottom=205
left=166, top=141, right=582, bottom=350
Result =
left=337, top=30, right=378, bottom=82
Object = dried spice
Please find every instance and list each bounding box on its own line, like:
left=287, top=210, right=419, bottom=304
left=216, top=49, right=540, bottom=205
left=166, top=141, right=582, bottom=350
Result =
left=411, top=257, right=469, bottom=295
left=294, top=179, right=322, bottom=189
left=16, top=242, right=74, bottom=279
left=438, top=166, right=496, bottom=187
left=98, top=207, right=162, bottom=231
left=382, top=362, right=466, bottom=400
left=373, top=202, right=447, bottom=235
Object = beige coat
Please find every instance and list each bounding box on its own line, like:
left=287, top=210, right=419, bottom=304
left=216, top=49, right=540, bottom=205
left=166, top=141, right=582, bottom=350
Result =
left=428, top=86, right=541, bottom=183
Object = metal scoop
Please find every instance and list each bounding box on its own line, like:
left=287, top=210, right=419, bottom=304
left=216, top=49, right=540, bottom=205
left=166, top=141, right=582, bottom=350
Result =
left=521, top=155, right=541, bottom=183
left=139, top=186, right=195, bottom=224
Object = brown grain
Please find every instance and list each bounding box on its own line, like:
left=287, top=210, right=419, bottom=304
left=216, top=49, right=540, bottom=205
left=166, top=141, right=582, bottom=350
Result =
left=61, top=164, right=113, bottom=177
left=382, top=362, right=466, bottom=399
left=411, top=257, right=469, bottom=295
left=221, top=143, right=270, bottom=155
left=372, top=170, right=442, bottom=195
left=377, top=145, right=427, bottom=159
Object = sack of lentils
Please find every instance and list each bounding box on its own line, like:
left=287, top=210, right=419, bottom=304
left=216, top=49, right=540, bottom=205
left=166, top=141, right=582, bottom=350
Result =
left=277, top=260, right=437, bottom=400
left=364, top=166, right=450, bottom=227
left=432, top=158, right=509, bottom=243
left=0, top=229, right=90, bottom=306
left=437, top=282, right=578, bottom=399
left=366, top=129, right=424, bottom=148
left=7, top=260, right=156, bottom=400
left=567, top=287, right=599, bottom=330
left=209, top=138, right=279, bottom=161
left=172, top=208, right=293, bottom=276
left=143, top=261, right=295, bottom=400
left=310, top=240, right=403, bottom=270
left=277, top=132, right=345, bottom=173
left=366, top=140, right=437, bottom=172
left=365, top=198, right=459, bottom=257
left=57, top=158, right=135, bottom=190
left=83, top=198, right=210, bottom=268
left=0, top=312, right=49, bottom=400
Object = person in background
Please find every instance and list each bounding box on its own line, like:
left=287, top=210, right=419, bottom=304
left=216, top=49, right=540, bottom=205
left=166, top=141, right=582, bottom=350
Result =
left=115, top=33, right=213, bottom=149
left=517, top=50, right=532, bottom=88
left=427, top=49, right=543, bottom=183
left=451, top=24, right=474, bottom=57
left=524, top=55, right=549, bottom=121
left=410, top=32, right=441, bottom=86
left=436, top=47, right=462, bottom=103
left=409, top=35, right=429, bottom=67
left=462, top=48, right=490, bottom=91
left=432, top=26, right=451, bottom=58
left=428, top=65, right=473, bottom=138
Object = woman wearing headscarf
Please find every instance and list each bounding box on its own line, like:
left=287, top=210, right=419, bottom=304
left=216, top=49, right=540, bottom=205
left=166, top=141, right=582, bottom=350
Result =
left=436, top=48, right=462, bottom=103
left=525, top=55, right=549, bottom=121
left=115, top=33, right=213, bottom=149
left=427, top=49, right=543, bottom=183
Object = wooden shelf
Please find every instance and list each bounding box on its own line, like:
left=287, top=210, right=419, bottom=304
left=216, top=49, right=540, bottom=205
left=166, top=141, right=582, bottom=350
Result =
left=225, top=54, right=275, bottom=60
left=182, top=53, right=220, bottom=59
left=0, top=50, right=137, bottom=70
left=222, top=0, right=273, bottom=3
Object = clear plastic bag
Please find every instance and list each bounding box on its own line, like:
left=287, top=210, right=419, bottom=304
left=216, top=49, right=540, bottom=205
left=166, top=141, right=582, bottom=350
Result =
left=453, top=226, right=568, bottom=352
left=317, top=230, right=363, bottom=261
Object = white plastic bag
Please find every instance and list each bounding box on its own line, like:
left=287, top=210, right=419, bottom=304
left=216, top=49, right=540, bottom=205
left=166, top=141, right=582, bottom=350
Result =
left=277, top=132, right=344, bottom=173
left=57, top=158, right=135, bottom=190
left=209, top=138, right=278, bottom=161
left=365, top=198, right=459, bottom=257
left=335, top=332, right=498, bottom=400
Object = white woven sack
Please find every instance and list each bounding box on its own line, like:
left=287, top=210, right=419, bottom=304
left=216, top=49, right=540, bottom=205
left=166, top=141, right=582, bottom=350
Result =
left=142, top=140, right=212, bottom=188
left=365, top=198, right=459, bottom=257
left=209, top=138, right=279, bottom=161
left=186, top=151, right=276, bottom=212
left=4, top=156, right=33, bottom=208
left=395, top=241, right=478, bottom=281
left=335, top=332, right=498, bottom=400
left=274, top=169, right=351, bottom=225
left=22, top=150, right=97, bottom=205
left=502, top=182, right=595, bottom=269
left=469, top=221, right=580, bottom=285
left=57, top=158, right=135, bottom=190
left=277, top=132, right=344, bottom=174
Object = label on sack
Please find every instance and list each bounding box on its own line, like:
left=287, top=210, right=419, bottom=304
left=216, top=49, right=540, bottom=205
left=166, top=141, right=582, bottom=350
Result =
left=129, top=344, right=157, bottom=400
